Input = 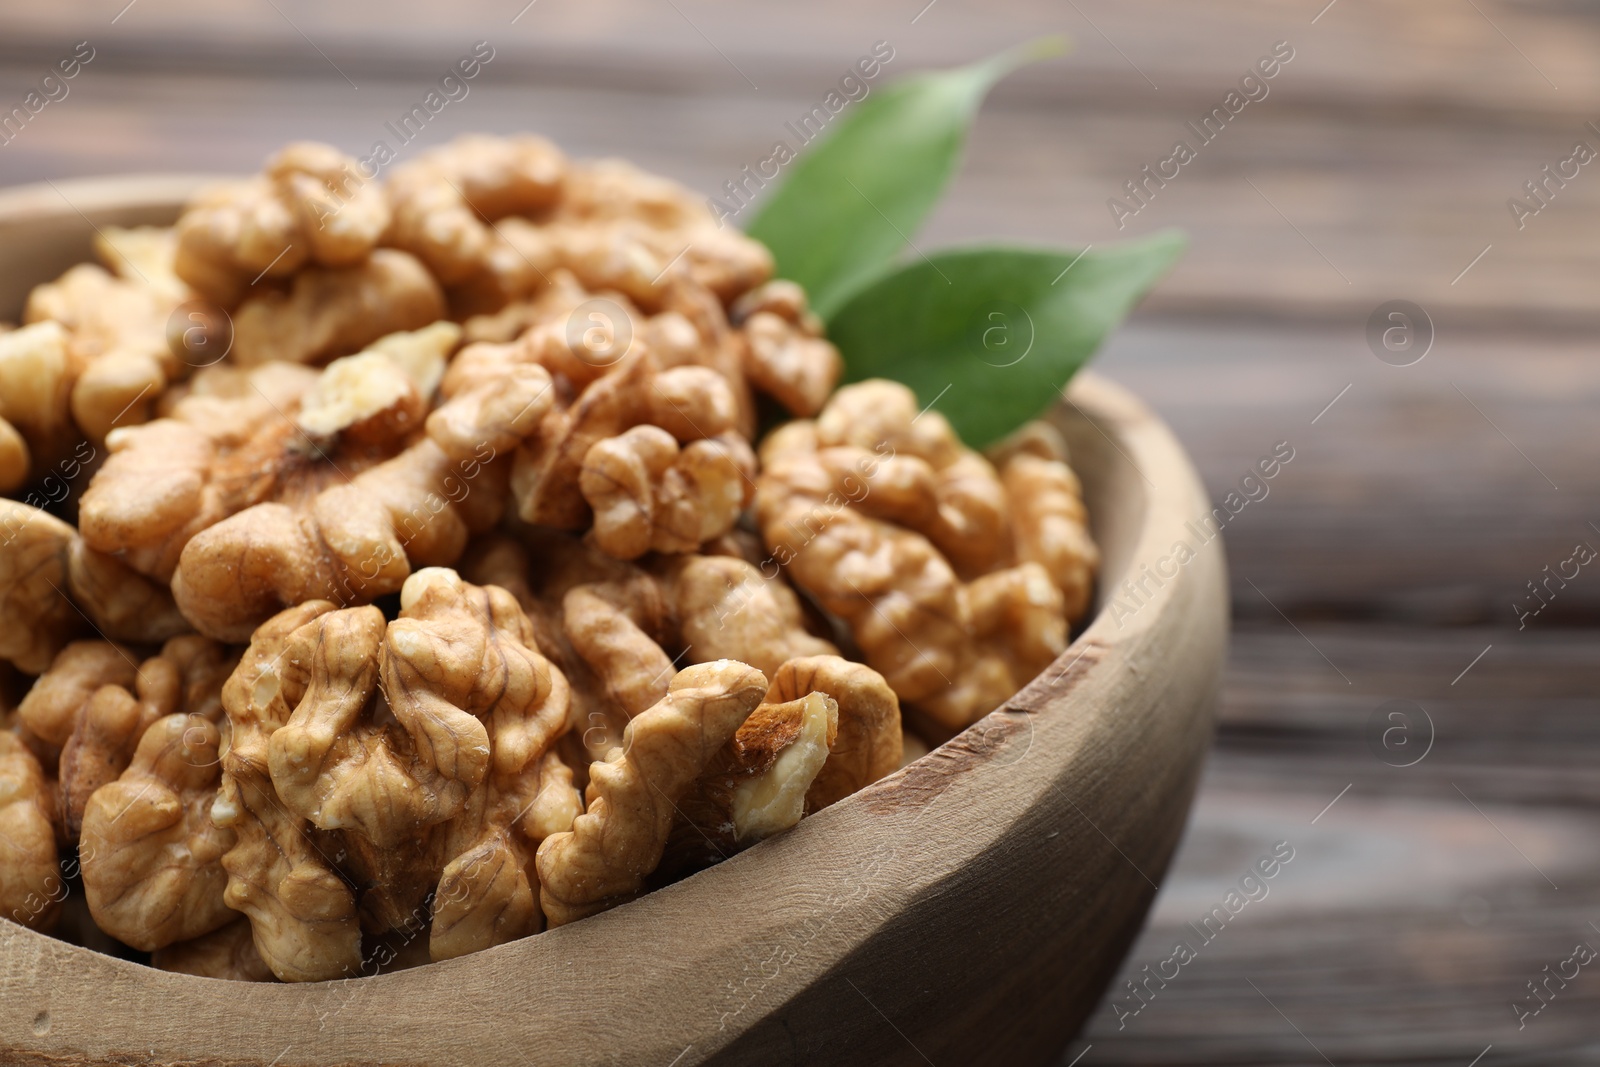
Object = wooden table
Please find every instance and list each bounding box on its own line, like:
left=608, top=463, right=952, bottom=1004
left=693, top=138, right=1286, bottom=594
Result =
left=2, top=1, right=1597, bottom=1062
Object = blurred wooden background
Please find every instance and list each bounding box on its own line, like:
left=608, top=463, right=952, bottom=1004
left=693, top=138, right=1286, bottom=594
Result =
left=3, top=1, right=1599, bottom=1063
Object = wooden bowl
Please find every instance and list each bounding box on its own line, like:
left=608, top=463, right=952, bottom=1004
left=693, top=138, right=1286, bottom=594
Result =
left=0, top=177, right=1227, bottom=1067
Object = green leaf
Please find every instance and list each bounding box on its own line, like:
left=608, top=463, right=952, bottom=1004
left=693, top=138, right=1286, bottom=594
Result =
left=824, top=232, right=1187, bottom=448
left=745, top=37, right=1065, bottom=319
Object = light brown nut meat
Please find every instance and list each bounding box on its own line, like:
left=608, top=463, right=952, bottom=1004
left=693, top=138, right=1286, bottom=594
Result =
left=535, top=659, right=768, bottom=926
left=25, top=265, right=176, bottom=443
left=94, top=225, right=192, bottom=306
left=18, top=640, right=139, bottom=750
left=175, top=142, right=391, bottom=306
left=0, top=322, right=76, bottom=491
left=756, top=446, right=968, bottom=707
left=0, top=504, right=86, bottom=676
left=765, top=656, right=901, bottom=812
left=386, top=134, right=567, bottom=287
left=230, top=249, right=447, bottom=367
left=78, top=361, right=323, bottom=581
left=730, top=281, right=840, bottom=418
left=0, top=731, right=62, bottom=932
left=755, top=387, right=1073, bottom=730
left=661, top=689, right=837, bottom=880
left=54, top=635, right=236, bottom=843
left=510, top=351, right=740, bottom=530
left=561, top=577, right=677, bottom=718
left=269, top=569, right=565, bottom=843
left=214, top=601, right=362, bottom=983
left=661, top=554, right=837, bottom=679
left=814, top=380, right=1008, bottom=576
left=426, top=339, right=555, bottom=464
left=999, top=449, right=1100, bottom=621
left=152, top=917, right=279, bottom=982
left=460, top=530, right=637, bottom=769
left=65, top=539, right=191, bottom=645
left=549, top=159, right=772, bottom=305
left=260, top=569, right=571, bottom=938
left=580, top=426, right=755, bottom=559
left=172, top=435, right=504, bottom=641
left=80, top=713, right=235, bottom=951
left=429, top=747, right=580, bottom=961
left=79, top=338, right=485, bottom=640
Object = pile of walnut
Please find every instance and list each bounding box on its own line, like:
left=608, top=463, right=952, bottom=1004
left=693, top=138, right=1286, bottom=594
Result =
left=0, top=135, right=1098, bottom=983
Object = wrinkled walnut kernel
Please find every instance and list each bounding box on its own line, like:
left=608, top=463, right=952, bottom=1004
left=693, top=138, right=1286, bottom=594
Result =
left=80, top=713, right=235, bottom=951
left=536, top=659, right=767, bottom=926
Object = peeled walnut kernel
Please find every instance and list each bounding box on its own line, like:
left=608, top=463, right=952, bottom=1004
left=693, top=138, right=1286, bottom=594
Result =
left=580, top=425, right=755, bottom=559
left=765, top=655, right=901, bottom=812
left=0, top=502, right=85, bottom=675
left=662, top=688, right=837, bottom=879
left=80, top=713, right=235, bottom=951
left=730, top=281, right=841, bottom=417
left=0, top=731, right=62, bottom=932
left=79, top=339, right=496, bottom=640
left=756, top=383, right=1074, bottom=729
left=996, top=432, right=1099, bottom=621
left=257, top=569, right=571, bottom=942
left=215, top=601, right=362, bottom=983
left=815, top=380, right=1008, bottom=576
left=25, top=228, right=193, bottom=442
left=430, top=746, right=579, bottom=961
left=508, top=351, right=741, bottom=530
left=78, top=361, right=322, bottom=582
left=549, top=159, right=773, bottom=305
left=426, top=338, right=555, bottom=463
left=386, top=134, right=567, bottom=288
left=661, top=554, right=837, bottom=679
left=48, top=635, right=236, bottom=843
left=175, top=142, right=392, bottom=306
left=0, top=321, right=76, bottom=491
left=536, top=659, right=768, bottom=926
left=18, top=640, right=138, bottom=750
left=230, top=249, right=447, bottom=367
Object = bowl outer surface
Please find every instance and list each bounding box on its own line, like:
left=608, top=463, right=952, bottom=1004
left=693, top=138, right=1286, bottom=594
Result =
left=0, top=177, right=1227, bottom=1067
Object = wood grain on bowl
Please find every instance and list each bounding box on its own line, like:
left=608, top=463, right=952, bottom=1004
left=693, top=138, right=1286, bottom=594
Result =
left=0, top=178, right=1226, bottom=1067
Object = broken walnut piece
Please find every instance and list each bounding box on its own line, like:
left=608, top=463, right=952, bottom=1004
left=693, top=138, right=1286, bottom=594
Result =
left=386, top=134, right=567, bottom=287
left=536, top=659, right=768, bottom=926
left=152, top=917, right=278, bottom=982
left=230, top=249, right=447, bottom=367
left=766, top=655, right=901, bottom=812
left=0, top=503, right=87, bottom=676
left=0, top=730, right=62, bottom=933
left=755, top=388, right=1071, bottom=729
left=814, top=380, right=1009, bottom=577
left=426, top=337, right=556, bottom=464
left=993, top=422, right=1100, bottom=621
left=508, top=349, right=740, bottom=530
left=657, top=554, right=837, bottom=680
left=580, top=425, right=755, bottom=559
left=660, top=686, right=837, bottom=880
left=729, top=281, right=842, bottom=418
left=260, top=569, right=571, bottom=939
left=24, top=227, right=194, bottom=443
left=214, top=600, right=362, bottom=983
left=78, top=360, right=323, bottom=583
left=53, top=635, right=236, bottom=844
left=175, top=142, right=392, bottom=307
left=548, top=158, right=772, bottom=305
left=0, top=321, right=76, bottom=493
left=430, top=746, right=580, bottom=961
left=80, top=713, right=235, bottom=951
